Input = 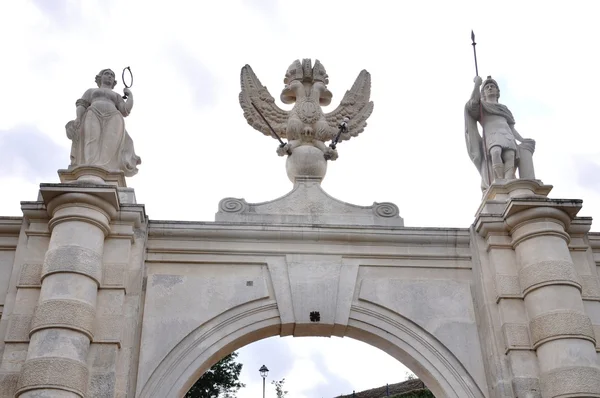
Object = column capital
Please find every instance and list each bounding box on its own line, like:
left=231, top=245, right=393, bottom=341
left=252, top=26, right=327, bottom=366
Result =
left=39, top=184, right=120, bottom=236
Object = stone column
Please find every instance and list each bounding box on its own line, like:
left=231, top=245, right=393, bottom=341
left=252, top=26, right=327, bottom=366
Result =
left=517, top=139, right=536, bottom=179
left=505, top=200, right=600, bottom=397
left=15, top=186, right=118, bottom=397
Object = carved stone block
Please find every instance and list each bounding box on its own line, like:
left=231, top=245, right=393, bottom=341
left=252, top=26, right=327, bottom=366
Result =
left=93, top=315, right=123, bottom=345
left=17, top=263, right=42, bottom=287
left=5, top=315, right=32, bottom=343
left=581, top=275, right=600, bottom=300
left=102, top=263, right=127, bottom=289
left=0, top=372, right=19, bottom=397
left=31, top=299, right=96, bottom=339
left=541, top=366, right=600, bottom=398
left=512, top=377, right=541, bottom=398
left=494, top=274, right=521, bottom=299
left=16, top=357, right=89, bottom=397
left=530, top=310, right=595, bottom=348
left=88, top=371, right=116, bottom=398
left=43, top=245, right=103, bottom=285
left=502, top=323, right=531, bottom=350
left=519, top=260, right=581, bottom=294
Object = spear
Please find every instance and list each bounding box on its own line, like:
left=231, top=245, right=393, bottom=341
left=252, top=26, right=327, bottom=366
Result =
left=251, top=101, right=287, bottom=148
left=329, top=117, right=349, bottom=150
left=471, top=31, right=479, bottom=77
left=471, top=30, right=492, bottom=187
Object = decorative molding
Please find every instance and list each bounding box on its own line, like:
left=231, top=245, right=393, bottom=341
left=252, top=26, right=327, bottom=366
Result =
left=16, top=357, right=88, bottom=397
left=17, top=263, right=42, bottom=287
left=530, top=311, right=595, bottom=348
left=540, top=366, right=600, bottom=398
left=0, top=217, right=22, bottom=235
left=5, top=314, right=33, bottom=342
left=0, top=372, right=19, bottom=397
left=494, top=274, right=522, bottom=301
left=43, top=245, right=103, bottom=285
left=373, top=202, right=399, bottom=218
left=215, top=180, right=403, bottom=227
left=519, top=260, right=581, bottom=295
left=502, top=323, right=531, bottom=351
left=511, top=377, right=541, bottom=398
left=93, top=315, right=123, bottom=347
left=147, top=221, right=471, bottom=246
left=101, top=263, right=127, bottom=290
left=581, top=275, right=600, bottom=300
left=31, top=299, right=96, bottom=340
left=219, top=198, right=248, bottom=213
left=58, top=166, right=126, bottom=187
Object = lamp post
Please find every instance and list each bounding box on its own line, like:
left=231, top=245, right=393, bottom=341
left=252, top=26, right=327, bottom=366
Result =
left=259, top=365, right=269, bottom=398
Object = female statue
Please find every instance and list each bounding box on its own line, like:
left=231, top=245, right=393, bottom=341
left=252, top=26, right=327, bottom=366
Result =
left=66, top=69, right=141, bottom=176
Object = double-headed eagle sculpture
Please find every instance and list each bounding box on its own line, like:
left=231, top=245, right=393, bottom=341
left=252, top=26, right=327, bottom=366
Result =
left=239, top=59, right=374, bottom=161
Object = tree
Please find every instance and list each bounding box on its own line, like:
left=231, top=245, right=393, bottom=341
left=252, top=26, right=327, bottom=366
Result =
left=186, top=352, right=245, bottom=398
left=272, top=378, right=288, bottom=398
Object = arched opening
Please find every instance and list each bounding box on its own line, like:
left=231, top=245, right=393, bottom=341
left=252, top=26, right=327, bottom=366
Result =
left=138, top=301, right=485, bottom=398
left=197, top=335, right=424, bottom=398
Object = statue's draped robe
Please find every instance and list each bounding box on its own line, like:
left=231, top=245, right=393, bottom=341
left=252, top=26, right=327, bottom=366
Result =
left=67, top=88, right=140, bottom=176
left=464, top=98, right=518, bottom=190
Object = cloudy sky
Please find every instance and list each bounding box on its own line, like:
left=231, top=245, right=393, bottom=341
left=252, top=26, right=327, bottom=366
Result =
left=1, top=0, right=600, bottom=397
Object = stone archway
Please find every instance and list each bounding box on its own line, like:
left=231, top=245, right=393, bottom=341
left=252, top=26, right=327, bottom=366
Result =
left=3, top=179, right=598, bottom=398
left=137, top=298, right=485, bottom=398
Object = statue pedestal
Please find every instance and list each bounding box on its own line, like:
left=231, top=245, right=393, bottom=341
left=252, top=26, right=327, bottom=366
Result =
left=476, top=179, right=552, bottom=216
left=216, top=177, right=403, bottom=227
left=58, top=165, right=127, bottom=188
left=473, top=178, right=600, bottom=397
left=57, top=166, right=136, bottom=204
left=285, top=146, right=327, bottom=183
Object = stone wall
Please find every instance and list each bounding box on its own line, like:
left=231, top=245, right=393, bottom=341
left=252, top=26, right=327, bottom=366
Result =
left=0, top=180, right=598, bottom=397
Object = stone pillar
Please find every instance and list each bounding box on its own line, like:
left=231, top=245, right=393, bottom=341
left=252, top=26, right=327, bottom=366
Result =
left=517, top=139, right=536, bottom=180
left=505, top=200, right=600, bottom=397
left=15, top=186, right=118, bottom=397
left=475, top=180, right=600, bottom=398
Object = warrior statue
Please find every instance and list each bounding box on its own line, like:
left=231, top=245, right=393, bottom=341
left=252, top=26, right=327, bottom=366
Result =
left=239, top=59, right=373, bottom=182
left=66, top=68, right=141, bottom=177
left=465, top=75, right=536, bottom=190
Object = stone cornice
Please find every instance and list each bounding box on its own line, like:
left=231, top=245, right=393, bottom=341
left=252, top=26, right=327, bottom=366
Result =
left=147, top=221, right=470, bottom=246
left=40, top=184, right=120, bottom=214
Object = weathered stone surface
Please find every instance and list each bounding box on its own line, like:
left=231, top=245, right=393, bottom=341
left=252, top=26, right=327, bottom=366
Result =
left=465, top=75, right=537, bottom=190
left=16, top=357, right=88, bottom=396
left=216, top=177, right=403, bottom=227
left=239, top=60, right=373, bottom=182
left=65, top=68, right=140, bottom=181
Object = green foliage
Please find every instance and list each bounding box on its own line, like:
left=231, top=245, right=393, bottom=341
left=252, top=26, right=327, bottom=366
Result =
left=389, top=389, right=435, bottom=398
left=185, top=352, right=245, bottom=398
left=271, top=378, right=288, bottom=398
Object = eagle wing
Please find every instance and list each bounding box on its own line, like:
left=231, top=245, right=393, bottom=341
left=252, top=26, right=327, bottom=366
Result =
left=239, top=64, right=289, bottom=139
left=323, top=70, right=374, bottom=143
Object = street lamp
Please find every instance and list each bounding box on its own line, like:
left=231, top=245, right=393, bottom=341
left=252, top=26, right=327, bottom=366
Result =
left=259, top=365, right=269, bottom=398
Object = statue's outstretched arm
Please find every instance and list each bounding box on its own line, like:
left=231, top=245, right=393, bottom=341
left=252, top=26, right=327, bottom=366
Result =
left=470, top=76, right=482, bottom=102
left=117, top=90, right=134, bottom=117
left=123, top=89, right=134, bottom=114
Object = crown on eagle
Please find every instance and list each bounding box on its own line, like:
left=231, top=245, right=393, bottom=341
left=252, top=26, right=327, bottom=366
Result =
left=284, top=59, right=329, bottom=85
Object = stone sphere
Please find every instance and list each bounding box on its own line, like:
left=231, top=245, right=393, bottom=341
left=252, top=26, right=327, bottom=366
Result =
left=285, top=145, right=327, bottom=183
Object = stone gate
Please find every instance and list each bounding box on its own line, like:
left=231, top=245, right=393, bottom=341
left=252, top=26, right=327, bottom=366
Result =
left=0, top=60, right=599, bottom=398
